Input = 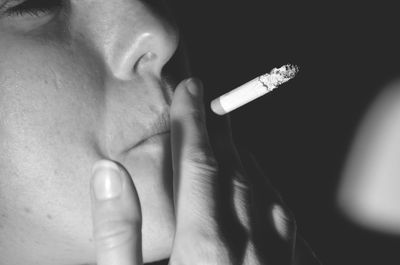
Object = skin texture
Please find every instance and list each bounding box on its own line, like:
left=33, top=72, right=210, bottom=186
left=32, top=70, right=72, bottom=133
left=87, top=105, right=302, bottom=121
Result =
left=0, top=0, right=181, bottom=264
left=89, top=79, right=322, bottom=265
left=0, top=1, right=322, bottom=265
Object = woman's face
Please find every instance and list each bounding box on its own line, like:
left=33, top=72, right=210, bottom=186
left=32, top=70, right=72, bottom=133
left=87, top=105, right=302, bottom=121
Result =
left=0, top=0, right=182, bottom=264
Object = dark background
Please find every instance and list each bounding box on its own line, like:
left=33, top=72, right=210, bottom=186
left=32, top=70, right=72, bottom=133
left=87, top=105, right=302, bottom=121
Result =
left=169, top=1, right=400, bottom=265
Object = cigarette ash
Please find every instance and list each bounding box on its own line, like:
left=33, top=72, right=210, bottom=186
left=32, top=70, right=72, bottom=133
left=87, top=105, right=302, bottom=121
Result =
left=259, top=64, right=299, bottom=91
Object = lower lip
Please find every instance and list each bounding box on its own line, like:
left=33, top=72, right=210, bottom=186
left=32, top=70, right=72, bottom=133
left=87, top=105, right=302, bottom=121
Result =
left=131, top=132, right=170, bottom=150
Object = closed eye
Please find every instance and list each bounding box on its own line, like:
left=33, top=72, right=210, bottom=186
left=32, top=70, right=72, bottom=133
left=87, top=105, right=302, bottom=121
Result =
left=2, top=0, right=62, bottom=17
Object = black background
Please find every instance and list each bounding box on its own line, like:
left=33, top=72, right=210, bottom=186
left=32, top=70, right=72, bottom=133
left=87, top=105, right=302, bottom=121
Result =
left=168, top=1, right=400, bottom=265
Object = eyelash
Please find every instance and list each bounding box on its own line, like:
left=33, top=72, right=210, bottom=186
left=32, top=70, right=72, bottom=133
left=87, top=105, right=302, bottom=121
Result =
left=5, top=0, right=62, bottom=17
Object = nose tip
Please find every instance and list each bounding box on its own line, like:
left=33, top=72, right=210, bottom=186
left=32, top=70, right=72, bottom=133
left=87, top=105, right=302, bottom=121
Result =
left=108, top=5, right=179, bottom=80
left=132, top=30, right=179, bottom=76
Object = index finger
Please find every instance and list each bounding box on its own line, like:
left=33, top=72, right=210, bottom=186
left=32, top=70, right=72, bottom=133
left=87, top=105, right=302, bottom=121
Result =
left=170, top=78, right=252, bottom=264
left=170, top=78, right=219, bottom=230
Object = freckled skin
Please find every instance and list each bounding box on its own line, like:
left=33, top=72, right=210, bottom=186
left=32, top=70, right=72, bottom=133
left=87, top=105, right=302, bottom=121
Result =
left=0, top=1, right=183, bottom=264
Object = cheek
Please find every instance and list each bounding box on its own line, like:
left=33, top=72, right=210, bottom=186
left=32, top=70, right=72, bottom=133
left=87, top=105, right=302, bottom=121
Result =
left=0, top=51, right=101, bottom=156
left=0, top=46, right=105, bottom=229
left=0, top=43, right=103, bottom=149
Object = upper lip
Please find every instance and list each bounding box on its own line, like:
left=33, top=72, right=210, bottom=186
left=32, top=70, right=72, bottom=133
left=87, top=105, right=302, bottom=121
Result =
left=130, top=109, right=171, bottom=149
left=116, top=75, right=176, bottom=154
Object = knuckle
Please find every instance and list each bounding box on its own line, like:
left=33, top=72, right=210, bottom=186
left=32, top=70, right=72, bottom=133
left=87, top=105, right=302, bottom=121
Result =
left=197, top=242, right=232, bottom=264
left=93, top=219, right=140, bottom=251
left=280, top=204, right=297, bottom=229
left=243, top=241, right=263, bottom=265
left=233, top=187, right=252, bottom=230
left=271, top=203, right=297, bottom=240
left=172, top=233, right=233, bottom=265
left=232, top=171, right=251, bottom=192
left=187, top=149, right=219, bottom=174
left=194, top=228, right=232, bottom=263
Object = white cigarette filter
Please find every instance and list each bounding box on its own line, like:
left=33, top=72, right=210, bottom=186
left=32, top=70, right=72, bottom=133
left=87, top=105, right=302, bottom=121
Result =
left=210, top=64, right=299, bottom=115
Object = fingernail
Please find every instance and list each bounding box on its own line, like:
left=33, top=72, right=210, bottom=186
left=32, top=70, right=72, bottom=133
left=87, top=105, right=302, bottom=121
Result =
left=185, top=78, right=203, bottom=99
left=91, top=160, right=123, bottom=200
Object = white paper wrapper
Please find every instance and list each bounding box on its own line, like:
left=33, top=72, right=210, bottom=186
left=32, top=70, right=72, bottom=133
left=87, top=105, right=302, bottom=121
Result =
left=211, top=64, right=299, bottom=115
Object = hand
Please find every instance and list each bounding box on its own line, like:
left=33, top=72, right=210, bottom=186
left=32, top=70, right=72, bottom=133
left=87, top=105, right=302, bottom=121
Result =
left=168, top=78, right=321, bottom=264
left=89, top=78, right=321, bottom=265
left=90, top=159, right=143, bottom=265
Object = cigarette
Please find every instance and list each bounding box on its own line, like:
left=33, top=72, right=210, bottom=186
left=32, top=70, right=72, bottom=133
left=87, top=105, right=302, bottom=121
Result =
left=210, top=64, right=299, bottom=115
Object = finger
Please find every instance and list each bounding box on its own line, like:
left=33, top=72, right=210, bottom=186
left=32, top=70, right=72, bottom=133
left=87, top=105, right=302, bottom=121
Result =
left=240, top=151, right=297, bottom=264
left=171, top=78, right=242, bottom=264
left=214, top=118, right=298, bottom=264
left=207, top=114, right=253, bottom=228
left=293, top=235, right=322, bottom=265
left=243, top=151, right=296, bottom=236
left=170, top=77, right=218, bottom=229
left=90, top=160, right=142, bottom=265
left=207, top=112, right=245, bottom=175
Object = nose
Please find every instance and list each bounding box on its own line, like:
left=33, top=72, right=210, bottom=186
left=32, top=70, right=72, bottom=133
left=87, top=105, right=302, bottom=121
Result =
left=74, top=0, right=179, bottom=80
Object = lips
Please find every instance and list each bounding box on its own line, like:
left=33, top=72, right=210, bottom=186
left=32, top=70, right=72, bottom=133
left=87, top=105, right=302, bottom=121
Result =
left=131, top=130, right=170, bottom=149
left=106, top=73, right=176, bottom=157
left=127, top=108, right=171, bottom=150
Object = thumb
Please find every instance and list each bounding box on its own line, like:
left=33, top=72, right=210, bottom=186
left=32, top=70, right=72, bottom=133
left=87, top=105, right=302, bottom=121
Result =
left=90, top=159, right=143, bottom=265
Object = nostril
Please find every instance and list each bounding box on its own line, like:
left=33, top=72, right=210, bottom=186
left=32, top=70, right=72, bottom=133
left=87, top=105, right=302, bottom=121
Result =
left=134, top=52, right=158, bottom=73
